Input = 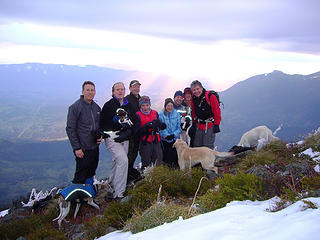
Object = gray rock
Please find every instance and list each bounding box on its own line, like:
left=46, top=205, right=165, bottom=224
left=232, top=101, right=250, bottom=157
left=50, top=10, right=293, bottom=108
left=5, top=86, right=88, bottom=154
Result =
left=246, top=166, right=271, bottom=180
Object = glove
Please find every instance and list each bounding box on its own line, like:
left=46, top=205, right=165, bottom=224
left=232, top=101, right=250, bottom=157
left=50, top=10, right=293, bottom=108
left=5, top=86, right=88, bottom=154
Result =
left=151, top=119, right=162, bottom=129
left=165, top=134, right=174, bottom=140
left=120, top=122, right=131, bottom=131
left=160, top=122, right=166, bottom=130
left=114, top=129, right=132, bottom=143
left=101, top=131, right=110, bottom=139
left=212, top=124, right=220, bottom=133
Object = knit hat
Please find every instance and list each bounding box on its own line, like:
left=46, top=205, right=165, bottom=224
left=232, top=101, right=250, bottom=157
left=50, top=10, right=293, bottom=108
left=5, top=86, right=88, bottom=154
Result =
left=164, top=98, right=174, bottom=108
left=174, top=90, right=184, bottom=99
left=139, top=95, right=151, bottom=107
left=184, top=87, right=192, bottom=95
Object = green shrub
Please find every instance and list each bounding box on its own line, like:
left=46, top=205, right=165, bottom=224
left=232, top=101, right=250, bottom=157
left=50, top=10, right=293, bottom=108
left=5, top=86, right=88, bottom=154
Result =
left=239, top=152, right=276, bottom=170
left=104, top=201, right=134, bottom=229
left=198, top=172, right=264, bottom=212
left=26, top=226, right=66, bottom=240
left=0, top=212, right=66, bottom=240
left=84, top=215, right=110, bottom=240
left=302, top=175, right=320, bottom=191
left=303, top=133, right=320, bottom=152
left=124, top=202, right=192, bottom=234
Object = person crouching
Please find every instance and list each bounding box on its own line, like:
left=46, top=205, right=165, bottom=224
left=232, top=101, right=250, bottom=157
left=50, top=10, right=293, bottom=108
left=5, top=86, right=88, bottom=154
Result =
left=135, top=96, right=166, bottom=170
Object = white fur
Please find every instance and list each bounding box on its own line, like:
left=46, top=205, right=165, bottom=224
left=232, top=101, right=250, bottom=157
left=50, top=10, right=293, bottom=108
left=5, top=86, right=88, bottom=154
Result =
left=238, top=125, right=280, bottom=149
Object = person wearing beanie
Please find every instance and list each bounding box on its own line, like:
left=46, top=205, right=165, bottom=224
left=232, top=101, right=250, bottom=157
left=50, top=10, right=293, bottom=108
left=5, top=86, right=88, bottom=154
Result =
left=159, top=98, right=182, bottom=168
left=125, top=80, right=142, bottom=184
left=190, top=80, right=221, bottom=149
left=135, top=96, right=166, bottom=169
left=173, top=90, right=186, bottom=111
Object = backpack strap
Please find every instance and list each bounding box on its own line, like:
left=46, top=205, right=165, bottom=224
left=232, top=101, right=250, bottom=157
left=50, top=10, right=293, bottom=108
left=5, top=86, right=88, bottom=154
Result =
left=205, top=90, right=224, bottom=109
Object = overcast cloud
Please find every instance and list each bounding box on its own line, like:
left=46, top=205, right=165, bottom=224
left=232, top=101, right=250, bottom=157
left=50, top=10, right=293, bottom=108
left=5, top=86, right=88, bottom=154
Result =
left=1, top=0, right=320, bottom=53
left=0, top=0, right=319, bottom=90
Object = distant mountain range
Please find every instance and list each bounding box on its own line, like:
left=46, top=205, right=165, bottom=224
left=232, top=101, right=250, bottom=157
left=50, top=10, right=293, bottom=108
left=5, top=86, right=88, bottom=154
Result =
left=217, top=70, right=320, bottom=150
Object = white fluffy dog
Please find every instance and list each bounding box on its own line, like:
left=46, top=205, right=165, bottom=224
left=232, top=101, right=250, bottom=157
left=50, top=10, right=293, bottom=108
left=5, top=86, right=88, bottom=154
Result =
left=238, top=125, right=281, bottom=150
left=173, top=139, right=233, bottom=173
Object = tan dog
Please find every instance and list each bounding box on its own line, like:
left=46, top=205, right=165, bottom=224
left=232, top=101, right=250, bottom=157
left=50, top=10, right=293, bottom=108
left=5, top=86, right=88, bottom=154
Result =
left=173, top=139, right=233, bottom=173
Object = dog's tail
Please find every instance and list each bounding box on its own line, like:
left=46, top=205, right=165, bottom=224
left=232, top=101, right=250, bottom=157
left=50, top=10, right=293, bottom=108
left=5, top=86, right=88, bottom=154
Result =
left=273, top=124, right=283, bottom=136
left=215, top=151, right=234, bottom=158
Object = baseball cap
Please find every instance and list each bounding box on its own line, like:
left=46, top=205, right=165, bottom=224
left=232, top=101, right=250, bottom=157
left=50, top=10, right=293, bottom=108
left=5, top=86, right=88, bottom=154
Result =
left=129, top=80, right=141, bottom=87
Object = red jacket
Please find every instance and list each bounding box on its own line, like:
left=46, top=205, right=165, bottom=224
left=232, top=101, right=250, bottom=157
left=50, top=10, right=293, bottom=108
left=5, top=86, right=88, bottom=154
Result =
left=136, top=110, right=161, bottom=143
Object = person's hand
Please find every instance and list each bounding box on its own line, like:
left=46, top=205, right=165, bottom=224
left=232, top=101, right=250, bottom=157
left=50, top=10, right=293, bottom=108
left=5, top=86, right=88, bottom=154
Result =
left=97, top=136, right=103, bottom=144
left=165, top=134, right=175, bottom=140
left=102, top=131, right=111, bottom=139
left=114, top=129, right=132, bottom=143
left=120, top=122, right=131, bottom=131
left=75, top=149, right=84, bottom=158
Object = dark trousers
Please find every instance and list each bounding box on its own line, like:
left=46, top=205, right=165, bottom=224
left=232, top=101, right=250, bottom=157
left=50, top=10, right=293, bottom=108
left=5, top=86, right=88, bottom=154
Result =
left=139, top=141, right=163, bottom=169
left=127, top=135, right=139, bottom=168
left=162, top=140, right=179, bottom=168
left=72, top=147, right=99, bottom=184
left=127, top=135, right=141, bottom=182
left=193, top=125, right=216, bottom=150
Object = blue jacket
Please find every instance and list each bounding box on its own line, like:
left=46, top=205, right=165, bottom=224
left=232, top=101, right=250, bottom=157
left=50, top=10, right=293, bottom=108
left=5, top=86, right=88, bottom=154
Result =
left=159, top=109, right=182, bottom=143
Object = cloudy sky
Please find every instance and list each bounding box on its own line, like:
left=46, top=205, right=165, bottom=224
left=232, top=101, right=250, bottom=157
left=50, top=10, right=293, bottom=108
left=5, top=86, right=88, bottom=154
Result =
left=0, top=0, right=320, bottom=90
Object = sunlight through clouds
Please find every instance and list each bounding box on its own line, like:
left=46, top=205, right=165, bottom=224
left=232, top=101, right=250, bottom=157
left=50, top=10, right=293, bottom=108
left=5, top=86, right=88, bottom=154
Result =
left=0, top=22, right=320, bottom=91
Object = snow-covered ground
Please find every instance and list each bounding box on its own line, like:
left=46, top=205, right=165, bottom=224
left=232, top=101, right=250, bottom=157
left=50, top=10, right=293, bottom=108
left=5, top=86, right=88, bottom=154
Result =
left=98, top=197, right=320, bottom=240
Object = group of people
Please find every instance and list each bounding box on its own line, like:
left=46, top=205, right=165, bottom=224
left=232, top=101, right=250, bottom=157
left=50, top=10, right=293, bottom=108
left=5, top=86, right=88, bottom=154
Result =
left=66, top=79, right=221, bottom=201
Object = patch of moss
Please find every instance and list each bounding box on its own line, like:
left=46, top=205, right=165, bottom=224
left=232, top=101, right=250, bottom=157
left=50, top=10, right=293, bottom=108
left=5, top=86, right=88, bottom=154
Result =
left=198, top=172, right=264, bottom=212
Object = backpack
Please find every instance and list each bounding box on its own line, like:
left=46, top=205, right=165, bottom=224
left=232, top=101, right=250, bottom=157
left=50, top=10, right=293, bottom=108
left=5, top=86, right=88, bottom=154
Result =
left=205, top=90, right=224, bottom=108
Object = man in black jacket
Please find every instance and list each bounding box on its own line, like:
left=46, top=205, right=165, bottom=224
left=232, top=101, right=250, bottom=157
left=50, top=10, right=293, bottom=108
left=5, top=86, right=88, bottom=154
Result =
left=66, top=81, right=102, bottom=184
left=100, top=82, right=136, bottom=200
left=125, top=80, right=142, bottom=183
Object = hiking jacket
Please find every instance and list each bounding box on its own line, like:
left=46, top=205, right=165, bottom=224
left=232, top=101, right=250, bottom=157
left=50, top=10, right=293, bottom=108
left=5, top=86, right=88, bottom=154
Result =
left=159, top=109, right=182, bottom=143
left=191, top=89, right=221, bottom=132
left=125, top=92, right=140, bottom=114
left=66, top=95, right=101, bottom=151
left=136, top=110, right=161, bottom=143
left=100, top=96, right=136, bottom=132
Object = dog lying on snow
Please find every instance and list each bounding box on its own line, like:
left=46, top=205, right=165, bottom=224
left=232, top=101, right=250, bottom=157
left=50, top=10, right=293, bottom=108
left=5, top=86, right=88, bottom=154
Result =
left=52, top=179, right=111, bottom=229
left=173, top=139, right=233, bottom=173
left=237, top=125, right=281, bottom=150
